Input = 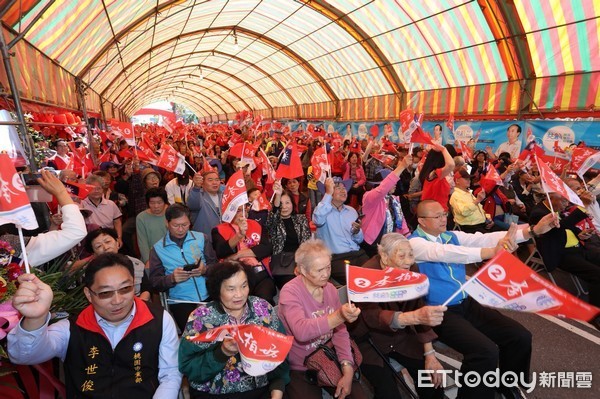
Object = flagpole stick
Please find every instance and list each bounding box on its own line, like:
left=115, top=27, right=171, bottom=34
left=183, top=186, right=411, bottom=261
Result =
left=441, top=258, right=493, bottom=307
left=535, top=155, right=556, bottom=215
left=345, top=261, right=352, bottom=305
left=582, top=179, right=589, bottom=192
left=184, top=160, right=197, bottom=175
left=17, top=226, right=31, bottom=274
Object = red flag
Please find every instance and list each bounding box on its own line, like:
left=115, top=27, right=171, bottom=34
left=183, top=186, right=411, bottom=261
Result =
left=571, top=147, right=600, bottom=176
left=553, top=140, right=565, bottom=154
left=187, top=324, right=293, bottom=376
left=446, top=115, right=454, bottom=131
left=482, top=164, right=504, bottom=187
left=381, top=137, right=399, bottom=154
left=229, top=142, right=257, bottom=159
left=202, top=157, right=213, bottom=173
left=156, top=145, right=186, bottom=174
left=369, top=125, right=379, bottom=138
left=347, top=265, right=429, bottom=302
left=221, top=170, right=248, bottom=223
left=67, top=141, right=87, bottom=164
left=117, top=148, right=135, bottom=160
left=258, top=149, right=276, bottom=184
left=310, top=146, right=330, bottom=184
left=275, top=143, right=304, bottom=179
left=137, top=138, right=158, bottom=162
left=252, top=191, right=272, bottom=212
left=371, top=153, right=396, bottom=167
left=535, top=155, right=583, bottom=206
left=64, top=180, right=96, bottom=200
left=459, top=141, right=473, bottom=163
left=399, top=109, right=415, bottom=140
left=410, top=128, right=434, bottom=145
left=517, top=141, right=545, bottom=163
left=464, top=251, right=600, bottom=322
left=0, top=154, right=39, bottom=230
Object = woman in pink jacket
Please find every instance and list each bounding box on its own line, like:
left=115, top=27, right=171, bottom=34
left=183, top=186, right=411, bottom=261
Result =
left=360, top=155, right=412, bottom=257
left=278, top=239, right=367, bottom=399
left=343, top=152, right=366, bottom=206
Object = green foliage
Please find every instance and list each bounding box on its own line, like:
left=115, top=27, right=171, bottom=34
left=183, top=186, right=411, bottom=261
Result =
left=0, top=253, right=88, bottom=377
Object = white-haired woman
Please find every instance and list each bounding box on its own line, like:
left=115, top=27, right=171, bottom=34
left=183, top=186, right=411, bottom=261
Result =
left=277, top=239, right=367, bottom=399
left=348, top=233, right=446, bottom=399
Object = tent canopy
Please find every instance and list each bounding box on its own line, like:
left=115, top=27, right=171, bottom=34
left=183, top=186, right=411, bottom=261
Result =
left=2, top=0, right=598, bottom=120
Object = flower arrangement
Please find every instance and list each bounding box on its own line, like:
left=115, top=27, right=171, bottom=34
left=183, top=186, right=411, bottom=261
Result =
left=0, top=242, right=22, bottom=305
left=0, top=241, right=88, bottom=380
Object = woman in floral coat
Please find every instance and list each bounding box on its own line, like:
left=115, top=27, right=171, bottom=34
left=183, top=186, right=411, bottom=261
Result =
left=179, top=261, right=290, bottom=399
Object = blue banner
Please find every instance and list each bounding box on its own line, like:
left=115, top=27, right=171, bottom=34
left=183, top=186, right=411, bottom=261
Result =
left=284, top=120, right=600, bottom=158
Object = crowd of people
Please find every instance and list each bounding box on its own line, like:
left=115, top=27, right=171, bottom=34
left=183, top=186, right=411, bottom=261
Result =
left=5, top=120, right=600, bottom=399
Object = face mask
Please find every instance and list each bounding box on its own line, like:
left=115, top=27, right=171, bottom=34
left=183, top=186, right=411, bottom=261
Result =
left=412, top=163, right=419, bottom=169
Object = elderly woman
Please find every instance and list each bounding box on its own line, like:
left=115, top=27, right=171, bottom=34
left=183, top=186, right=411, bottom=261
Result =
left=266, top=181, right=312, bottom=289
left=348, top=233, right=446, bottom=399
left=179, top=261, right=290, bottom=399
left=277, top=239, right=367, bottom=399
left=212, top=204, right=276, bottom=305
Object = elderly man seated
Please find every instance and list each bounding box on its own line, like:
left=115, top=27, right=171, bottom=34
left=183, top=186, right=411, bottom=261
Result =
left=409, top=200, right=558, bottom=399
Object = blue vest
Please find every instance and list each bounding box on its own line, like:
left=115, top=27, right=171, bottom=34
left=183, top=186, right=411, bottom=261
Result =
left=153, top=231, right=208, bottom=301
left=409, top=227, right=467, bottom=306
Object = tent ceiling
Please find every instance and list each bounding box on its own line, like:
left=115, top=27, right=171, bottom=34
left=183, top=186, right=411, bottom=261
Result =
left=3, top=0, right=598, bottom=118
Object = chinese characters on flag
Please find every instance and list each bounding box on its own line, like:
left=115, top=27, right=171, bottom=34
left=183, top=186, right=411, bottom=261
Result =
left=464, top=251, right=599, bottom=322
left=535, top=155, right=583, bottom=206
left=188, top=324, right=293, bottom=376
left=156, top=145, right=186, bottom=175
left=346, top=265, right=429, bottom=303
left=221, top=170, right=248, bottom=223
left=310, top=146, right=330, bottom=184
left=0, top=153, right=39, bottom=230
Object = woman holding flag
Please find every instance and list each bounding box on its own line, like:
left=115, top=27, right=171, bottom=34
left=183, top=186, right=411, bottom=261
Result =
left=278, top=239, right=367, bottom=399
left=348, top=233, right=446, bottom=399
left=266, top=180, right=312, bottom=289
left=179, top=261, right=290, bottom=399
left=212, top=202, right=276, bottom=305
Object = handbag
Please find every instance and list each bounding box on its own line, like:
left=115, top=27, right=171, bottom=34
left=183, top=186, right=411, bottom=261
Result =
left=270, top=251, right=295, bottom=272
left=304, top=339, right=363, bottom=387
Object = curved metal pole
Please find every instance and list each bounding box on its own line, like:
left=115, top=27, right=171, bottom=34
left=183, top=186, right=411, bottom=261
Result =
left=0, top=30, right=37, bottom=170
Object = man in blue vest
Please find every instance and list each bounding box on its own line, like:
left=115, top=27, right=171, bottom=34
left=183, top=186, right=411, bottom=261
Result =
left=409, top=200, right=558, bottom=399
left=8, top=253, right=181, bottom=398
left=148, top=203, right=217, bottom=331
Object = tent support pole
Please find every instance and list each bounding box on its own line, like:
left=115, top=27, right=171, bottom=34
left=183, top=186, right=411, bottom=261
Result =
left=75, top=77, right=98, bottom=166
left=0, top=29, right=37, bottom=170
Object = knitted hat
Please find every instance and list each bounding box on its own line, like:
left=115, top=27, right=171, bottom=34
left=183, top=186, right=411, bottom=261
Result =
left=141, top=167, right=161, bottom=182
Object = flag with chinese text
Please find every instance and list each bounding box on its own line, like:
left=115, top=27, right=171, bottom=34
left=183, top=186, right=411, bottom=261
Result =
left=188, top=324, right=293, bottom=376
left=571, top=147, right=600, bottom=177
left=310, top=146, right=330, bottom=184
left=221, top=170, right=248, bottom=223
left=347, top=265, right=429, bottom=302
left=156, top=145, right=186, bottom=174
left=459, top=141, right=473, bottom=163
left=535, top=155, right=583, bottom=206
left=464, top=251, right=600, bottom=322
left=0, top=154, right=39, bottom=230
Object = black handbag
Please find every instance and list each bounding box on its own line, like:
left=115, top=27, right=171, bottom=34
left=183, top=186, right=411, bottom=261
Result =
left=304, top=339, right=362, bottom=387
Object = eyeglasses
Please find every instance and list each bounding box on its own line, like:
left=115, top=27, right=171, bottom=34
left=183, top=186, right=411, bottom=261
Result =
left=418, top=212, right=449, bottom=220
left=170, top=223, right=190, bottom=229
left=88, top=285, right=134, bottom=300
